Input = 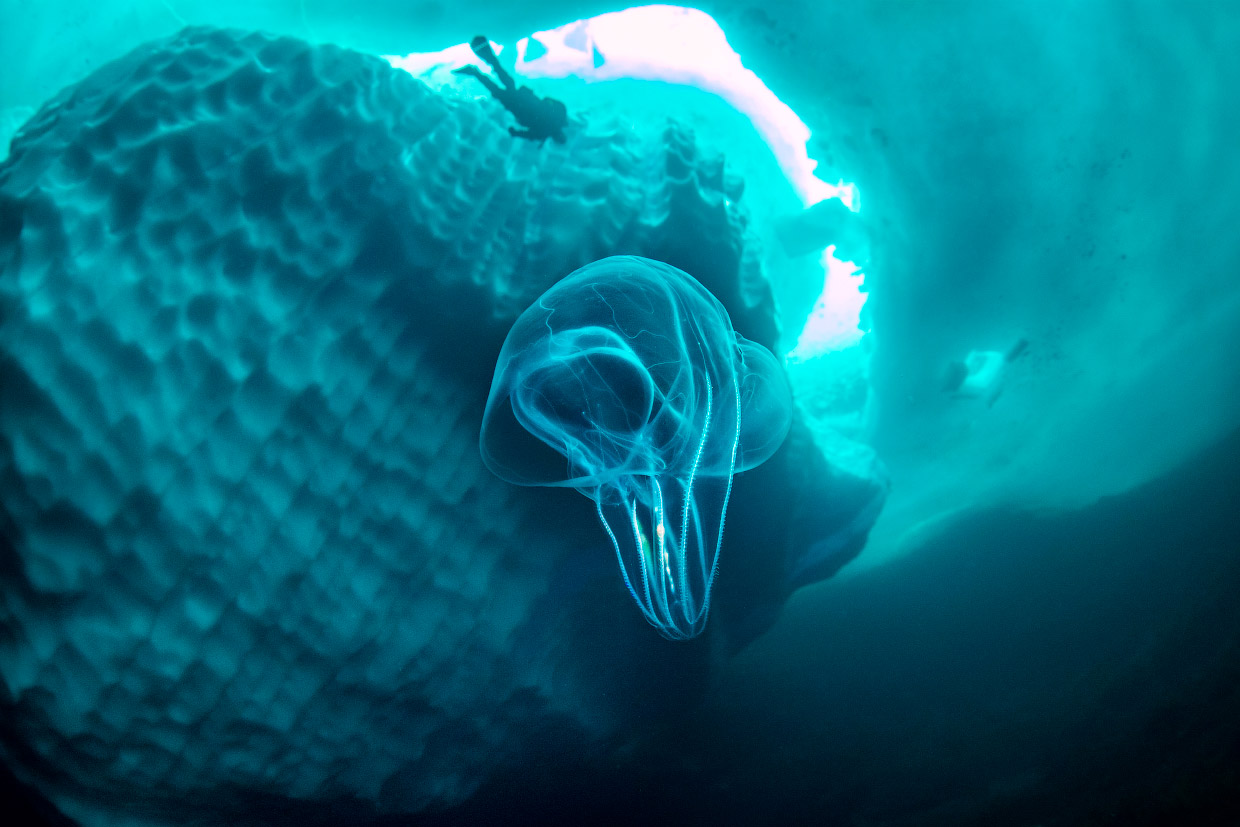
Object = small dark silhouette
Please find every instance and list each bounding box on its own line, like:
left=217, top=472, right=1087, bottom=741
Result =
left=453, top=36, right=568, bottom=144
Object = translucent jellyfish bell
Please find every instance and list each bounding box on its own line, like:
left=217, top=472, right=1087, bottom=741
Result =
left=480, top=256, right=792, bottom=640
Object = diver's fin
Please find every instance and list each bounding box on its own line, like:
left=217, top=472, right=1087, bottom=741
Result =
left=469, top=36, right=501, bottom=68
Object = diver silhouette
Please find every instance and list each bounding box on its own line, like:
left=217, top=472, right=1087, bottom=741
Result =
left=453, top=36, right=568, bottom=144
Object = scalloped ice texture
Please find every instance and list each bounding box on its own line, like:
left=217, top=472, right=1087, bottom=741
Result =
left=0, top=26, right=885, bottom=824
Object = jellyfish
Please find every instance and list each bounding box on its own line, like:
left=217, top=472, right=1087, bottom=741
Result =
left=480, top=256, right=792, bottom=640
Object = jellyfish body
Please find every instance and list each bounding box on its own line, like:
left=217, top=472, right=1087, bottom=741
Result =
left=480, top=256, right=792, bottom=639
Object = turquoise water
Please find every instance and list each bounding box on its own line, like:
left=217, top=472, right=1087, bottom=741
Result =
left=2, top=2, right=1238, bottom=825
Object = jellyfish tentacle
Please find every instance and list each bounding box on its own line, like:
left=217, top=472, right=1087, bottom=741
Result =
left=684, top=379, right=743, bottom=635
left=679, top=372, right=711, bottom=623
left=598, top=490, right=661, bottom=630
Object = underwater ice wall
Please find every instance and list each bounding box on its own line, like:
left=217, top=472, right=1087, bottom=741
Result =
left=791, top=0, right=1240, bottom=558
left=0, top=26, right=885, bottom=823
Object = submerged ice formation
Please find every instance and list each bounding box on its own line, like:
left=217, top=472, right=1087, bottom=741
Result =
left=389, top=6, right=849, bottom=204
left=0, top=25, right=885, bottom=824
left=481, top=256, right=792, bottom=639
left=516, top=5, right=852, bottom=209
left=386, top=5, right=869, bottom=364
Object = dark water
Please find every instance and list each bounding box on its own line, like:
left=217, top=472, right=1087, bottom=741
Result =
left=412, top=428, right=1240, bottom=827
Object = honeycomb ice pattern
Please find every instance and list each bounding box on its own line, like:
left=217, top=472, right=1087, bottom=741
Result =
left=0, top=26, right=869, bottom=824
